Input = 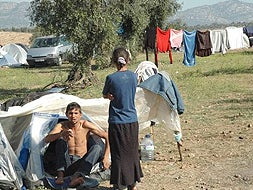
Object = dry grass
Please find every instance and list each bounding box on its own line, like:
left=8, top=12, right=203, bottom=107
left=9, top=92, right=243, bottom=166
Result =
left=0, top=31, right=32, bottom=46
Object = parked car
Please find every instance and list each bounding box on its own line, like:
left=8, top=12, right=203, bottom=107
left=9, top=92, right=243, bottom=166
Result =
left=26, top=35, right=73, bottom=67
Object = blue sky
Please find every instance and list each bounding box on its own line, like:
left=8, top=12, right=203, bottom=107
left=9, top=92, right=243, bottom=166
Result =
left=178, top=0, right=253, bottom=10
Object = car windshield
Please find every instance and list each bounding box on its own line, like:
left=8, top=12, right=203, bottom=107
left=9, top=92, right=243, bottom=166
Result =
left=31, top=37, right=60, bottom=48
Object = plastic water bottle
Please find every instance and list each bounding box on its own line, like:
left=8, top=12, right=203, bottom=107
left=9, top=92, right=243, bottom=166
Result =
left=140, top=134, right=154, bottom=161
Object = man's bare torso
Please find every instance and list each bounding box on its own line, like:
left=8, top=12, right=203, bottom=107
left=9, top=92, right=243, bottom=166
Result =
left=62, top=120, right=90, bottom=157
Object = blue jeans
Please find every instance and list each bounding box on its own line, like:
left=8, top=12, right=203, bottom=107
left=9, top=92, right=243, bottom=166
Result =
left=55, top=135, right=105, bottom=176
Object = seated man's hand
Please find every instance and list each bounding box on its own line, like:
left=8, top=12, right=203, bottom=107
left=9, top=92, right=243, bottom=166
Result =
left=61, top=129, right=73, bottom=141
left=102, top=157, right=111, bottom=170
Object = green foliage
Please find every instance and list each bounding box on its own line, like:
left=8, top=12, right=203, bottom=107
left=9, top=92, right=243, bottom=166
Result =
left=147, top=0, right=181, bottom=29
left=29, top=0, right=119, bottom=75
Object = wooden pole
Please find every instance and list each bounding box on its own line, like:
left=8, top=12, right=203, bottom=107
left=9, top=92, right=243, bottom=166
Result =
left=177, top=141, right=183, bottom=161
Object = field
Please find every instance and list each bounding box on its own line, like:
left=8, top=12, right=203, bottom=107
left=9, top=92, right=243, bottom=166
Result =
left=0, top=31, right=32, bottom=46
left=0, top=32, right=253, bottom=190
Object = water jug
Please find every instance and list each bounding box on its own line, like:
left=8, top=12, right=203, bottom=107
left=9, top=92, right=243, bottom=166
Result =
left=140, top=134, right=154, bottom=161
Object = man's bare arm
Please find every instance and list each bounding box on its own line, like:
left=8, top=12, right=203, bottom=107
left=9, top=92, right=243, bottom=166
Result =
left=44, top=123, right=63, bottom=143
left=84, top=121, right=111, bottom=169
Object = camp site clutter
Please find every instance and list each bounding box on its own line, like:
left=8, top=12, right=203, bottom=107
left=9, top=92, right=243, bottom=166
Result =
left=144, top=26, right=253, bottom=67
left=0, top=62, right=184, bottom=189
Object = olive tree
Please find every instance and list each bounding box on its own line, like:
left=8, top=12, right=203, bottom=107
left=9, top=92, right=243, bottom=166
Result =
left=29, top=0, right=119, bottom=85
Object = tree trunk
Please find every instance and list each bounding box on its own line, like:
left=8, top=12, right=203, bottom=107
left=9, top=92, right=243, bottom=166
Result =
left=66, top=61, right=99, bottom=89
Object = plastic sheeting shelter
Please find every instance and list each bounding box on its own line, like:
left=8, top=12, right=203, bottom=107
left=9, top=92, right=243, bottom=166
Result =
left=0, top=49, right=20, bottom=67
left=0, top=43, right=28, bottom=67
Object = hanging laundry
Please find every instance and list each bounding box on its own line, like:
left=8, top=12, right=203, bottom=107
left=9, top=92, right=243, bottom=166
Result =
left=226, top=27, right=244, bottom=50
left=183, top=30, right=196, bottom=67
left=210, top=29, right=228, bottom=55
left=144, top=27, right=156, bottom=50
left=143, top=27, right=157, bottom=64
left=156, top=27, right=173, bottom=65
left=170, top=29, right=183, bottom=49
left=196, top=30, right=212, bottom=57
left=243, top=26, right=253, bottom=46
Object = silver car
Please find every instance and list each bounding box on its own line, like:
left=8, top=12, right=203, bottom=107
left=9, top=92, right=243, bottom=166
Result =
left=27, top=35, right=73, bottom=67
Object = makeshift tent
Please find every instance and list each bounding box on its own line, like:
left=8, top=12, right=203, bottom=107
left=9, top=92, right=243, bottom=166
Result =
left=0, top=123, right=25, bottom=189
left=0, top=49, right=20, bottom=67
left=15, top=43, right=29, bottom=53
left=0, top=111, right=108, bottom=189
left=0, top=43, right=28, bottom=67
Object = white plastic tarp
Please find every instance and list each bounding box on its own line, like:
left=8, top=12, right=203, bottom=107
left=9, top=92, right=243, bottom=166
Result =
left=0, top=91, right=181, bottom=140
left=0, top=123, right=25, bottom=188
left=16, top=113, right=59, bottom=182
left=1, top=44, right=28, bottom=65
left=0, top=49, right=20, bottom=67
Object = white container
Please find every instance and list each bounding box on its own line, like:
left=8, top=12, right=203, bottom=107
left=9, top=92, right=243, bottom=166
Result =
left=140, top=134, right=154, bottom=161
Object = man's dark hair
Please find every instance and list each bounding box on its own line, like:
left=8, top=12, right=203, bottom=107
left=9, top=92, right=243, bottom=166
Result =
left=66, top=102, right=81, bottom=113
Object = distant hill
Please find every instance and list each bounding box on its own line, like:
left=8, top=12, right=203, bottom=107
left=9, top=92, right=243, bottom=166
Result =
left=169, top=0, right=253, bottom=26
left=0, top=2, right=30, bottom=29
left=1, top=0, right=253, bottom=29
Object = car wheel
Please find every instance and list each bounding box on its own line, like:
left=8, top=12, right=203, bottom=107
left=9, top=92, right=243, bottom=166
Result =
left=56, top=56, right=62, bottom=66
left=28, top=62, right=35, bottom=68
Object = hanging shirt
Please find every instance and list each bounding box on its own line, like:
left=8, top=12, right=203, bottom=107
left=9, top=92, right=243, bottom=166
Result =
left=156, top=27, right=173, bottom=64
left=143, top=27, right=157, bottom=65
left=144, top=27, right=156, bottom=50
left=210, top=29, right=228, bottom=54
left=170, top=29, right=183, bottom=48
left=183, top=30, right=196, bottom=67
left=226, top=27, right=244, bottom=50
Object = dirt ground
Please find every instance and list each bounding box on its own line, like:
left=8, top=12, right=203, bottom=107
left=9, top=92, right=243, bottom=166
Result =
left=1, top=32, right=253, bottom=190
left=96, top=120, right=253, bottom=190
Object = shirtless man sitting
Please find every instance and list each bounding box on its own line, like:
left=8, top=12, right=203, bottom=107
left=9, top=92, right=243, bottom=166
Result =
left=44, top=102, right=110, bottom=187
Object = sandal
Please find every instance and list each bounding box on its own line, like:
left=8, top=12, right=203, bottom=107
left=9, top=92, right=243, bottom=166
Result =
left=55, top=171, right=64, bottom=185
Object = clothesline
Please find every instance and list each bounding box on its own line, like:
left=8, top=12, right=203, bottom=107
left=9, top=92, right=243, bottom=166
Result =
left=144, top=26, right=252, bottom=67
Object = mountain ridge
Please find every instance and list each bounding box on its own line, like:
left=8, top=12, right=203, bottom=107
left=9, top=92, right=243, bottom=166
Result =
left=170, top=0, right=253, bottom=26
left=0, top=2, right=30, bottom=29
